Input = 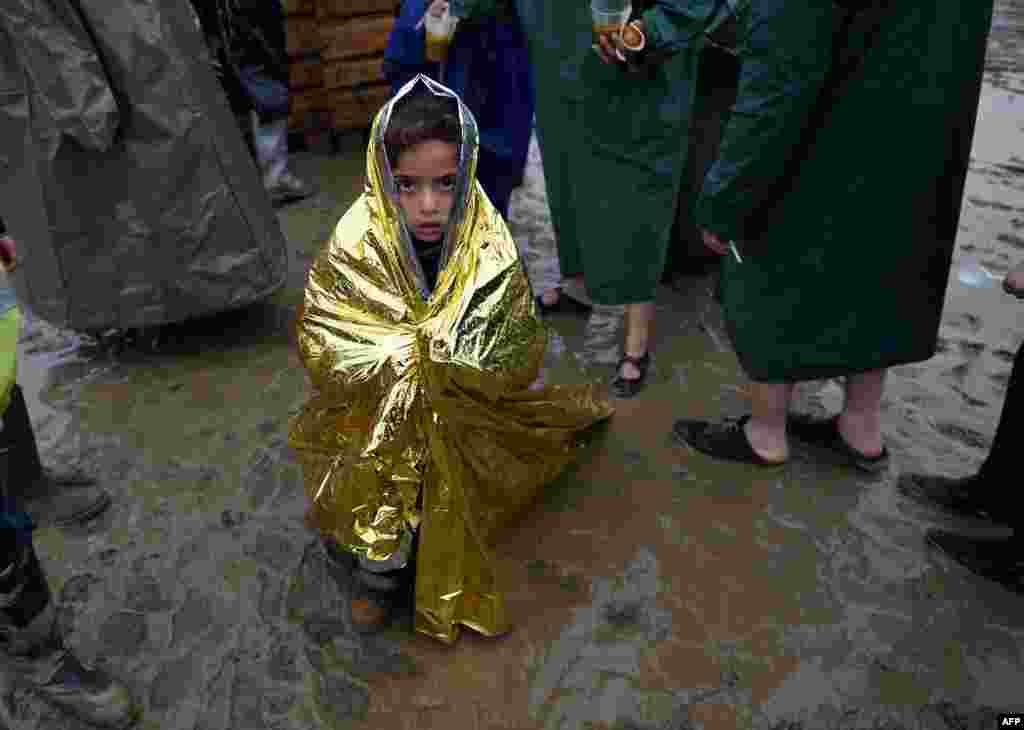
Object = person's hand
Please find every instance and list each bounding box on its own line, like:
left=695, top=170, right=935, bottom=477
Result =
left=0, top=235, right=17, bottom=274
left=701, top=229, right=730, bottom=256
left=1004, top=260, right=1024, bottom=299
left=594, top=29, right=627, bottom=65
left=427, top=0, right=449, bottom=18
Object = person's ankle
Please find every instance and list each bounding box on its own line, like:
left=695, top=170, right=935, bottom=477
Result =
left=837, top=411, right=883, bottom=455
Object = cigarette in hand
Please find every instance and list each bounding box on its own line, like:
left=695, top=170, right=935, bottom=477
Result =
left=728, top=241, right=743, bottom=264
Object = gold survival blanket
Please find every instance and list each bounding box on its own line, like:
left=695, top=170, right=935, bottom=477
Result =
left=288, top=76, right=612, bottom=643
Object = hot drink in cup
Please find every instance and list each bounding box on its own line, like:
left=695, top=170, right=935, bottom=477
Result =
left=591, top=1, right=631, bottom=48
left=425, top=10, right=457, bottom=62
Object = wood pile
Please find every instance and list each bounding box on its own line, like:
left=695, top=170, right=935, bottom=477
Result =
left=284, top=0, right=397, bottom=135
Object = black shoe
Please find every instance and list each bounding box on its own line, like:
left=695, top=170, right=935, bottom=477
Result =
left=671, top=414, right=787, bottom=467
left=897, top=473, right=1009, bottom=525
left=927, top=530, right=1024, bottom=595
left=610, top=352, right=651, bottom=399
left=1, top=542, right=137, bottom=728
left=787, top=413, right=889, bottom=474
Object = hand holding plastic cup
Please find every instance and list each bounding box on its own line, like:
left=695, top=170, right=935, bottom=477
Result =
left=424, top=5, right=458, bottom=63
left=591, top=0, right=632, bottom=58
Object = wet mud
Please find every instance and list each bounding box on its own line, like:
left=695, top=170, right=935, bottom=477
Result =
left=3, top=2, right=1024, bottom=728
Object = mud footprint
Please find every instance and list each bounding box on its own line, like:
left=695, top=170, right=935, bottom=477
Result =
left=997, top=232, right=1024, bottom=249
left=942, top=313, right=983, bottom=336
left=956, top=341, right=987, bottom=359
left=992, top=347, right=1016, bottom=364
left=944, top=361, right=971, bottom=382
left=967, top=196, right=1015, bottom=212
left=989, top=371, right=1010, bottom=394
left=931, top=421, right=991, bottom=451
left=951, top=385, right=989, bottom=408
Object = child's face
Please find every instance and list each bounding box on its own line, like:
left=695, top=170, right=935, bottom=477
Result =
left=393, top=140, right=459, bottom=243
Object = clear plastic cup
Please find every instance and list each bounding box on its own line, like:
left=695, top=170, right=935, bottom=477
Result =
left=591, top=1, right=632, bottom=48
left=425, top=8, right=458, bottom=63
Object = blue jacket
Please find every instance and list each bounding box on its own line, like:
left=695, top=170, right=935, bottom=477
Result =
left=384, top=0, right=534, bottom=166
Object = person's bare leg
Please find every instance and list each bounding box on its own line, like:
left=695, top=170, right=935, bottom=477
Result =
left=745, top=382, right=794, bottom=462
left=837, top=369, right=886, bottom=456
left=619, top=301, right=654, bottom=380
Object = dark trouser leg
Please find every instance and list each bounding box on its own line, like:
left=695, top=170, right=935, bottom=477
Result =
left=1, top=440, right=54, bottom=655
left=1, top=453, right=136, bottom=727
left=977, top=342, right=1021, bottom=483
left=0, top=386, right=42, bottom=488
left=0, top=385, right=110, bottom=528
left=475, top=147, right=517, bottom=222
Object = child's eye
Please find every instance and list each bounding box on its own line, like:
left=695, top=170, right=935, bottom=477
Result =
left=439, top=176, right=457, bottom=192
left=396, top=179, right=416, bottom=193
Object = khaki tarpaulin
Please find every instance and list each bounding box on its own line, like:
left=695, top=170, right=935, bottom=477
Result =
left=0, top=0, right=288, bottom=332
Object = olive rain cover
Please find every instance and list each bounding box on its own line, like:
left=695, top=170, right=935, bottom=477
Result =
left=0, top=0, right=288, bottom=332
left=289, top=76, right=612, bottom=643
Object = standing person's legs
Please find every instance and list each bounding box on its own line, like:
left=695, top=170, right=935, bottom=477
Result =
left=837, top=369, right=886, bottom=457
left=1, top=458, right=136, bottom=728
left=252, top=111, right=289, bottom=189
left=533, top=100, right=587, bottom=309
left=611, top=302, right=655, bottom=397
left=252, top=110, right=313, bottom=204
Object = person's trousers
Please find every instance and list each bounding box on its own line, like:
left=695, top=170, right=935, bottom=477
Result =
left=475, top=147, right=521, bottom=222
left=978, top=342, right=1021, bottom=480
left=251, top=112, right=289, bottom=188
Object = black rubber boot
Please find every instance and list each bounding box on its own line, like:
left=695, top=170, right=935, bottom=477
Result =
left=1, top=385, right=111, bottom=528
left=1, top=537, right=138, bottom=728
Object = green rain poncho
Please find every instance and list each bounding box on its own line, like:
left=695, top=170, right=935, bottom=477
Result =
left=696, top=0, right=994, bottom=382
left=452, top=0, right=723, bottom=305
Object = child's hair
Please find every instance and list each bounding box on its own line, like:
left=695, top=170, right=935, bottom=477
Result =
left=383, top=88, right=461, bottom=169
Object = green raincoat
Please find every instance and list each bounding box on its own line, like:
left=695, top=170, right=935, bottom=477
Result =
left=452, top=0, right=722, bottom=305
left=696, top=0, right=994, bottom=382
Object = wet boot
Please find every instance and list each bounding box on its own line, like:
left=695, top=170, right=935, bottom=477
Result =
left=323, top=537, right=415, bottom=634
left=1, top=535, right=137, bottom=728
left=1, top=385, right=111, bottom=529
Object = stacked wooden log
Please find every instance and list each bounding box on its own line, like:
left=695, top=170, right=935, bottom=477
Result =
left=284, top=0, right=397, bottom=135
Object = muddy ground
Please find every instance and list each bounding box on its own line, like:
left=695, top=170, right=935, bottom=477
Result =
left=2, top=2, right=1023, bottom=728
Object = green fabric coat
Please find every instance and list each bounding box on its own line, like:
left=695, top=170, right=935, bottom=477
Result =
left=453, top=0, right=722, bottom=305
left=696, top=0, right=994, bottom=382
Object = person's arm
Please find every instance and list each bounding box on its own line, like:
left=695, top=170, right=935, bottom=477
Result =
left=696, top=0, right=836, bottom=246
left=0, top=0, right=120, bottom=152
left=383, top=1, right=440, bottom=92
left=639, top=0, right=724, bottom=55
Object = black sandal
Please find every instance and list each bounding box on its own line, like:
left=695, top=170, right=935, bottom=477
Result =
left=787, top=414, right=889, bottom=474
left=671, top=414, right=787, bottom=467
left=926, top=530, right=1024, bottom=595
left=610, top=351, right=651, bottom=398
